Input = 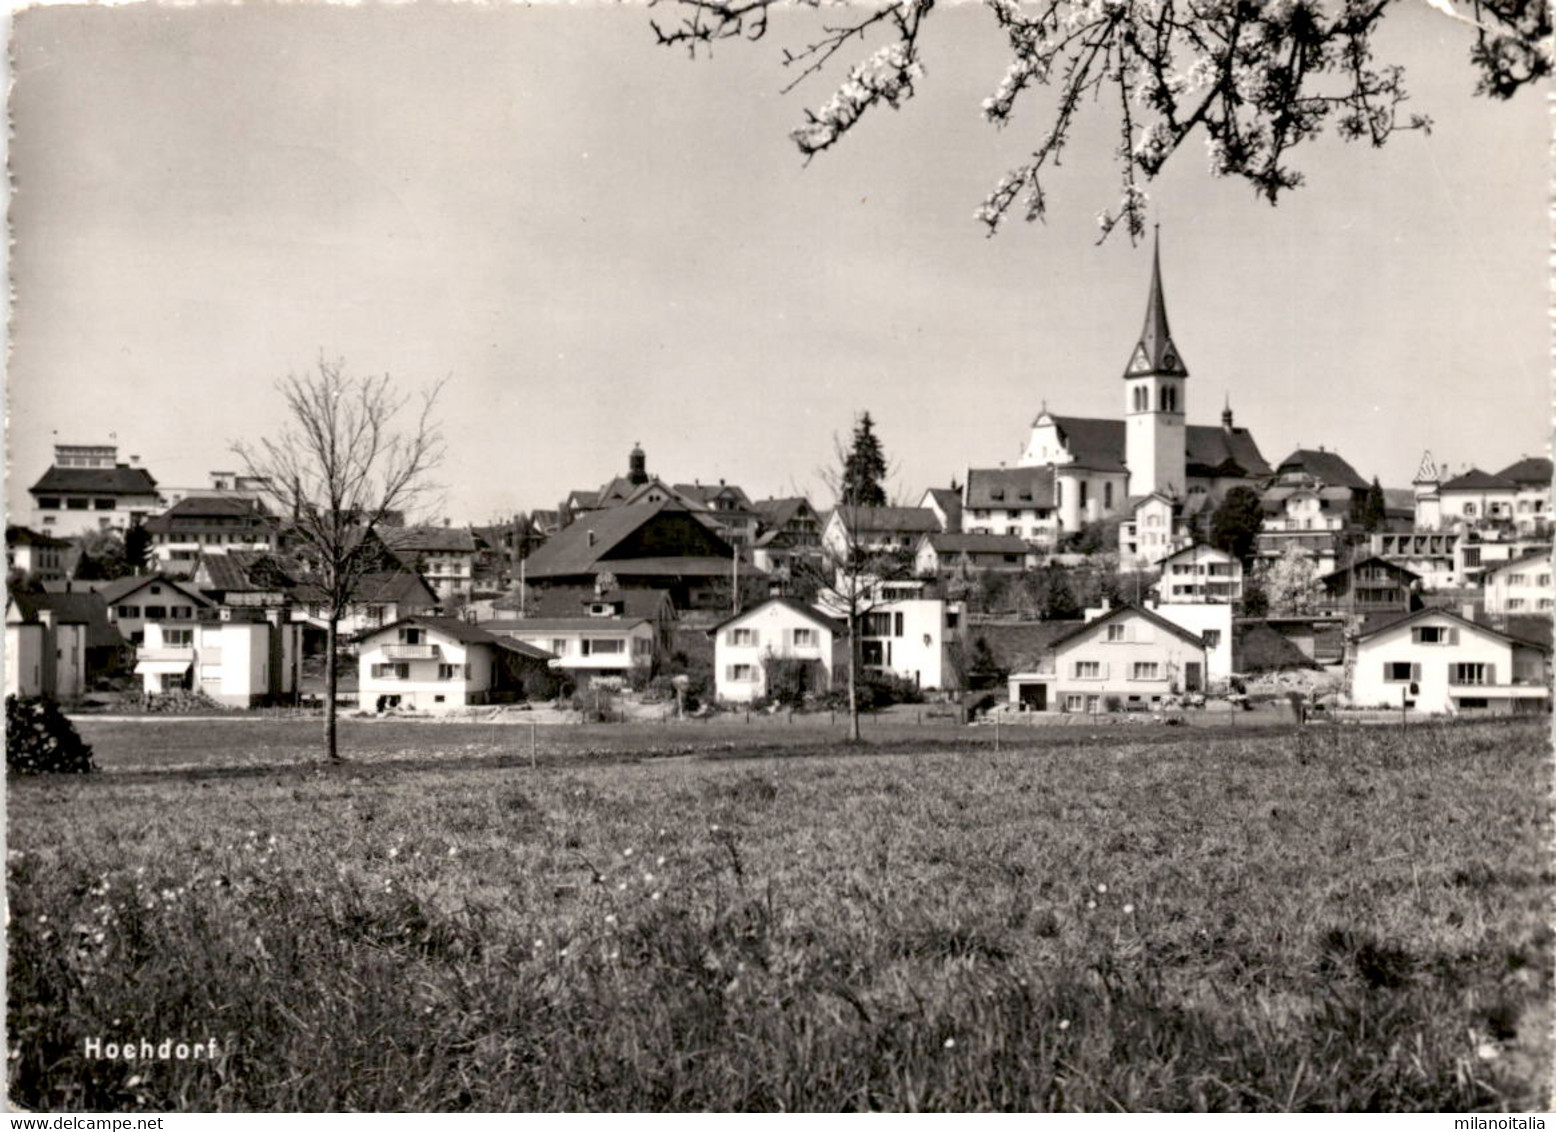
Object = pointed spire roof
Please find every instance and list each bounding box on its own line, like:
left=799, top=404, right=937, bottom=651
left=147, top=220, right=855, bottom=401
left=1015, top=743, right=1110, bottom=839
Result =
left=1412, top=450, right=1439, bottom=485
left=1123, top=229, right=1189, bottom=380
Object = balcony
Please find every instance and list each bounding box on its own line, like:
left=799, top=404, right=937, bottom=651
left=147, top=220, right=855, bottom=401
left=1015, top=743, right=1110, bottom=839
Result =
left=382, top=643, right=440, bottom=660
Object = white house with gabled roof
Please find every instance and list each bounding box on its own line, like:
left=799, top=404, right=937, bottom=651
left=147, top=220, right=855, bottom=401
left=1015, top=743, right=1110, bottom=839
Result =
left=1008, top=602, right=1208, bottom=713
left=357, top=615, right=555, bottom=713
left=1351, top=607, right=1549, bottom=714
left=711, top=597, right=842, bottom=704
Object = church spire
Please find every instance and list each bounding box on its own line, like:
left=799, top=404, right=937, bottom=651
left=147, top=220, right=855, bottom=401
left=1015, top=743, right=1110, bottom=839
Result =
left=1124, top=228, right=1189, bottom=380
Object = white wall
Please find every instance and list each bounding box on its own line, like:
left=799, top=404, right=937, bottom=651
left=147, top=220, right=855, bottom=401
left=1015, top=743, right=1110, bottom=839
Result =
left=7, top=624, right=43, bottom=697
left=358, top=630, right=489, bottom=713
left=1052, top=610, right=1206, bottom=710
left=713, top=603, right=833, bottom=703
left=1150, top=603, right=1232, bottom=686
left=1352, top=615, right=1543, bottom=713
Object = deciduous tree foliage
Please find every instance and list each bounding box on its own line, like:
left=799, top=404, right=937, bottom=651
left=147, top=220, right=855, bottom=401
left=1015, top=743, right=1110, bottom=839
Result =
left=654, top=0, right=1549, bottom=239
left=1211, top=485, right=1265, bottom=564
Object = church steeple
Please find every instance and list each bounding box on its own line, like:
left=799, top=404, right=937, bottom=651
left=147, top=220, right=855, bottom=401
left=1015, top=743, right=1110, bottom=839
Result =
left=1124, top=229, right=1189, bottom=380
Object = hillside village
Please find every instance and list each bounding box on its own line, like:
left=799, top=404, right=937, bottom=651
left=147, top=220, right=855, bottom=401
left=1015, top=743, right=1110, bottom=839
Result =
left=9, top=242, right=1551, bottom=721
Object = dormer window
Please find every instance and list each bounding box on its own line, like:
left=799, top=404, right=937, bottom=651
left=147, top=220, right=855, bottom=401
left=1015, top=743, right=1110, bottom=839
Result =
left=990, top=488, right=1005, bottom=501
left=399, top=627, right=423, bottom=645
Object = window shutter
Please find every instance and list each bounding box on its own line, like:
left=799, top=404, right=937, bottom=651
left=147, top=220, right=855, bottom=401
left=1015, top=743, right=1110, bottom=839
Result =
left=1486, top=663, right=1495, bottom=685
left=751, top=629, right=760, bottom=648
left=724, top=665, right=733, bottom=681
left=1411, top=628, right=1422, bottom=644
left=1101, top=662, right=1110, bottom=679
left=1410, top=663, right=1421, bottom=682
left=1449, top=628, right=1460, bottom=645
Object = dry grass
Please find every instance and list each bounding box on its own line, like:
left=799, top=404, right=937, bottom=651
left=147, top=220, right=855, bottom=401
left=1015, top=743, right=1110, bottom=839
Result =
left=8, top=717, right=1551, bottom=1111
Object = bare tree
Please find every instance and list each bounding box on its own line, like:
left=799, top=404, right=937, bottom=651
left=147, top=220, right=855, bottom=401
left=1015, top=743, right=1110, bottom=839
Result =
left=809, top=427, right=911, bottom=742
left=234, top=357, right=444, bottom=762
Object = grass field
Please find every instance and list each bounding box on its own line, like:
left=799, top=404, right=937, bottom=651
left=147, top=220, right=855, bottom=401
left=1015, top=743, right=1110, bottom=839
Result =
left=7, top=716, right=1551, bottom=1111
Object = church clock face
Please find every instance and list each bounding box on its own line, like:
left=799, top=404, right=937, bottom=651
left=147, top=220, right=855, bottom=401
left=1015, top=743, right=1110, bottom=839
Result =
left=1162, top=351, right=1178, bottom=371
left=1128, top=346, right=1151, bottom=374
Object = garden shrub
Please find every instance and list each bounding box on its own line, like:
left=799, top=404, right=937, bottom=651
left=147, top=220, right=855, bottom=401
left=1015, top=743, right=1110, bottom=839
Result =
left=6, top=696, right=96, bottom=775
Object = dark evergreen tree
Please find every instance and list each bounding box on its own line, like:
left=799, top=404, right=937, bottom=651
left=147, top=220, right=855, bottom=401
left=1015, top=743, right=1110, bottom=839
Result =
left=966, top=635, right=1007, bottom=691
left=123, top=523, right=152, bottom=575
left=1361, top=477, right=1388, bottom=532
left=1210, top=486, right=1265, bottom=565
left=1040, top=563, right=1080, bottom=621
left=1241, top=574, right=1270, bottom=619
left=841, top=412, right=888, bottom=507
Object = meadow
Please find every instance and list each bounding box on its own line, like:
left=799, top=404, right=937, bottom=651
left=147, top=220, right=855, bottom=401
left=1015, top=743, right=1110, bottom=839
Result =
left=7, top=716, right=1551, bottom=1111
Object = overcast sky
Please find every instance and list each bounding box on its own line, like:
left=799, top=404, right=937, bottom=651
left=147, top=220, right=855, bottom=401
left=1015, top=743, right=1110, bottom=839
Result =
left=7, top=2, right=1547, bottom=523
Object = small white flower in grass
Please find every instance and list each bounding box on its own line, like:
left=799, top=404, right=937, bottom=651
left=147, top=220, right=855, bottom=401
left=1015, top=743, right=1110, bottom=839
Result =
left=126, top=1075, right=143, bottom=1088
left=1477, top=1041, right=1500, bottom=1062
left=943, top=1038, right=956, bottom=1049
left=623, top=848, right=634, bottom=858
left=710, top=825, right=720, bottom=833
left=604, top=914, right=617, bottom=926
left=447, top=846, right=458, bottom=857
left=656, top=856, right=666, bottom=867
left=643, top=874, right=655, bottom=884
left=1096, top=884, right=1107, bottom=894
left=651, top=891, right=663, bottom=901
left=388, top=847, right=399, bottom=859
left=618, top=881, right=628, bottom=891
left=1086, top=900, right=1097, bottom=911
left=1058, top=1019, right=1071, bottom=1031
left=1123, top=904, right=1135, bottom=915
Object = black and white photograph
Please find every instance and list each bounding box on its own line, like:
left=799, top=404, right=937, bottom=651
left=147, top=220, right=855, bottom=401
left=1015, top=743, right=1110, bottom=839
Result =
left=4, top=0, right=1551, bottom=1114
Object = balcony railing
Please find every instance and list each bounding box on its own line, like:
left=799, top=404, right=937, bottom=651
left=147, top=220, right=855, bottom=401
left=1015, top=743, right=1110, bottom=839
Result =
left=382, top=643, right=440, bottom=660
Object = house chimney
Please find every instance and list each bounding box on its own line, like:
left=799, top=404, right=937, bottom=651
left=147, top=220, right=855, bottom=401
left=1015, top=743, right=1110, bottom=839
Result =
left=586, top=530, right=596, bottom=548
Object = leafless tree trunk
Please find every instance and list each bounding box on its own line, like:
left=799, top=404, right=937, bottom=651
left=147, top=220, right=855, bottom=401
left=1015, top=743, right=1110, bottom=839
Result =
left=234, top=356, right=443, bottom=763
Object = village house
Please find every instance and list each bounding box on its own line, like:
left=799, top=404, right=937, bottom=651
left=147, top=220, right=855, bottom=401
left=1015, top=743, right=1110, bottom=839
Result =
left=97, top=573, right=214, bottom=647
left=1153, top=543, right=1242, bottom=604
left=1350, top=607, right=1549, bottom=715
left=1370, top=529, right=1460, bottom=590
left=820, top=579, right=966, bottom=692
left=1482, top=552, right=1554, bottom=616
left=7, top=526, right=75, bottom=583
left=520, top=499, right=745, bottom=612
left=958, top=467, right=1060, bottom=547
left=5, top=593, right=88, bottom=701
left=1006, top=603, right=1208, bottom=714
left=914, top=532, right=1032, bottom=576
left=27, top=443, right=165, bottom=537
left=820, top=506, right=941, bottom=561
left=383, top=525, right=478, bottom=604
left=290, top=570, right=440, bottom=644
left=710, top=597, right=843, bottom=704
left=34, top=583, right=130, bottom=678
left=145, top=495, right=279, bottom=572
left=482, top=586, right=674, bottom=680
left=749, top=497, right=824, bottom=575
left=1497, top=457, right=1553, bottom=537
left=134, top=608, right=302, bottom=707
left=356, top=616, right=554, bottom=713
left=1317, top=555, right=1422, bottom=616
left=917, top=487, right=963, bottom=535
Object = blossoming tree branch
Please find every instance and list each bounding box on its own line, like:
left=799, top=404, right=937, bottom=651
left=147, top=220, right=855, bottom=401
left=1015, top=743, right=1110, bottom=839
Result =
left=650, top=0, right=1550, bottom=240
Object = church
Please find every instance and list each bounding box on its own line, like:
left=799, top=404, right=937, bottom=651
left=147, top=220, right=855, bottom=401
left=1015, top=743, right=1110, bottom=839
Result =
left=961, top=234, right=1271, bottom=569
